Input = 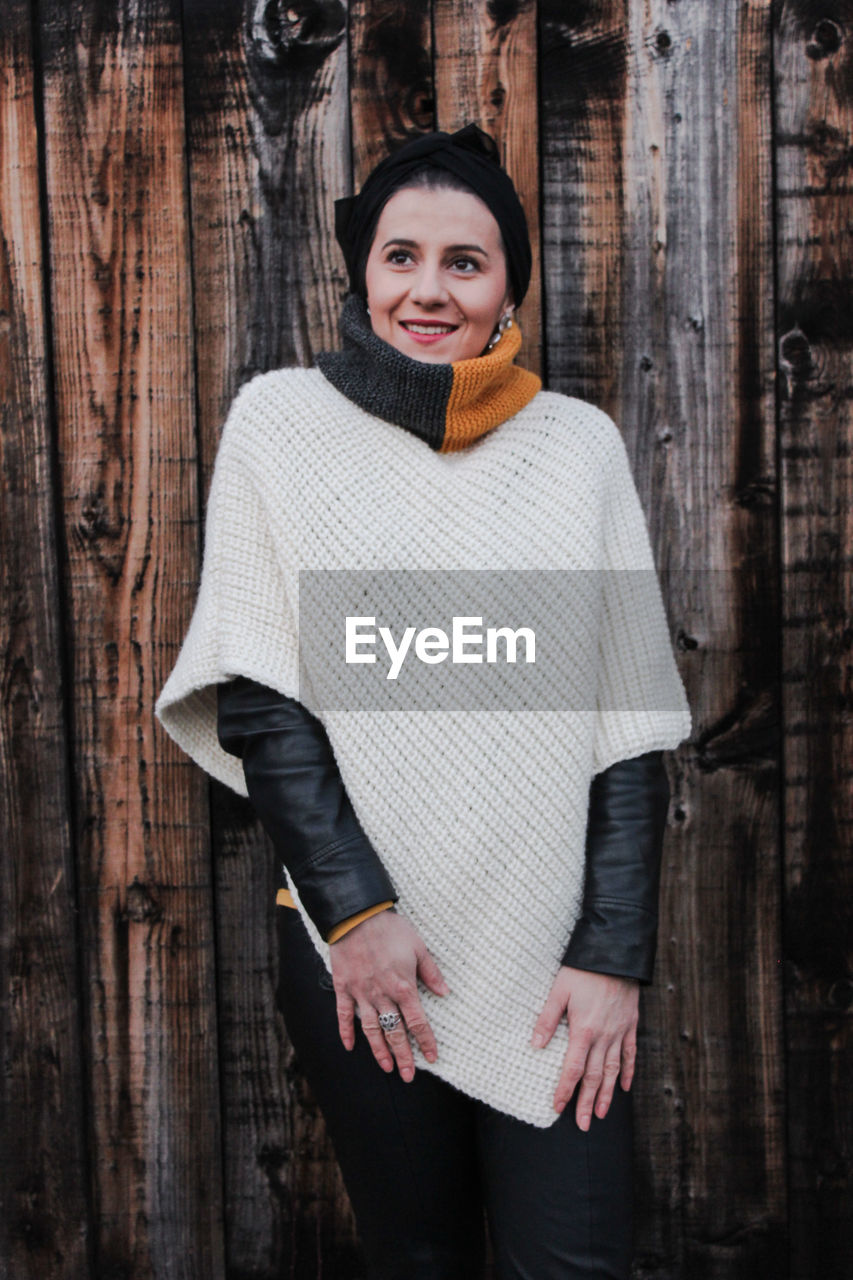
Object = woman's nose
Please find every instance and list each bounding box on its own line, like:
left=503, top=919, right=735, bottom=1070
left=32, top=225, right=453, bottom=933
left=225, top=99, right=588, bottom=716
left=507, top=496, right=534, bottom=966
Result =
left=408, top=260, right=449, bottom=304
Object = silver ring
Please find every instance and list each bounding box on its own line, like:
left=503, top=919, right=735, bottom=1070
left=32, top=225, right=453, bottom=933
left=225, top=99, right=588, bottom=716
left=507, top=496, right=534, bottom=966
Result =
left=378, top=1010, right=403, bottom=1033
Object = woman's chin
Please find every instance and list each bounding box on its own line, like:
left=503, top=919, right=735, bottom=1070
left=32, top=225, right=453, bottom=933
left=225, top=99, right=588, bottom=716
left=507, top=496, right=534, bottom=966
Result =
left=370, top=320, right=485, bottom=363
left=406, top=347, right=454, bottom=364
left=396, top=333, right=480, bottom=364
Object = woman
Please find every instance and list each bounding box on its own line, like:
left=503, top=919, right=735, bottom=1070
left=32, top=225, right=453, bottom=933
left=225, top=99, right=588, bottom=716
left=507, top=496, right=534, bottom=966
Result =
left=156, top=124, right=691, bottom=1279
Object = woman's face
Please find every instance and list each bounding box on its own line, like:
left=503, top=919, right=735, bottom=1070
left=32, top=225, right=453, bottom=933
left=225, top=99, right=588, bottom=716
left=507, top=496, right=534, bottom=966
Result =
left=363, top=186, right=513, bottom=364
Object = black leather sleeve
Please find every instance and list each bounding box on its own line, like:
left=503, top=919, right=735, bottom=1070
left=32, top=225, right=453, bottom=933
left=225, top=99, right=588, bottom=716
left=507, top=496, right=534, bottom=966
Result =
left=560, top=750, right=671, bottom=985
left=216, top=675, right=398, bottom=941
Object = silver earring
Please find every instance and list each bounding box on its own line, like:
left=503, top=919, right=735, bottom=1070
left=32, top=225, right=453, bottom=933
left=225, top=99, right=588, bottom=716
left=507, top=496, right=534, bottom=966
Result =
left=487, top=310, right=514, bottom=351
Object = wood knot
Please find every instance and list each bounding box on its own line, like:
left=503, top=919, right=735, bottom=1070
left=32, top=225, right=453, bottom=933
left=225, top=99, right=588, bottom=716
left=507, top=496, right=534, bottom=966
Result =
left=827, top=978, right=853, bottom=1010
left=248, top=0, right=346, bottom=65
left=806, top=19, right=842, bottom=60
left=125, top=877, right=162, bottom=923
left=79, top=488, right=124, bottom=542
left=487, top=0, right=523, bottom=27
left=779, top=327, right=813, bottom=378
left=410, top=90, right=435, bottom=129
left=676, top=629, right=699, bottom=651
left=733, top=478, right=776, bottom=509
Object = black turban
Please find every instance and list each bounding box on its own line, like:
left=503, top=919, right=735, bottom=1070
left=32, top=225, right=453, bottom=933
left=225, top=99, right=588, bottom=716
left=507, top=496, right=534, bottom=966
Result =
left=333, top=123, right=532, bottom=309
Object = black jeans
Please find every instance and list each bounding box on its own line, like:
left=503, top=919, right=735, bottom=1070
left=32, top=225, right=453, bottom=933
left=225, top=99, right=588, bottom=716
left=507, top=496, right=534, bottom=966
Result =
left=275, top=905, right=634, bottom=1280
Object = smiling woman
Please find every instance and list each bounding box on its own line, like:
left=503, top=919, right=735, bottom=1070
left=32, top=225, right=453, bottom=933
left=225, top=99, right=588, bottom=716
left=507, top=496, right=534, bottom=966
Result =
left=363, top=185, right=513, bottom=364
left=155, top=122, right=692, bottom=1280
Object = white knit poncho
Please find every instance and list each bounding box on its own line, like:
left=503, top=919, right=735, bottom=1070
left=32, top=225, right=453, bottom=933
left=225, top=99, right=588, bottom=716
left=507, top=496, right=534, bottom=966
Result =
left=155, top=367, right=692, bottom=1128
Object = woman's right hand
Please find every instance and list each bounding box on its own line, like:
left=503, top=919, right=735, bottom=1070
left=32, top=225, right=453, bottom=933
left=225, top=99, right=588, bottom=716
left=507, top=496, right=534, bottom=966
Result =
left=329, top=909, right=449, bottom=1082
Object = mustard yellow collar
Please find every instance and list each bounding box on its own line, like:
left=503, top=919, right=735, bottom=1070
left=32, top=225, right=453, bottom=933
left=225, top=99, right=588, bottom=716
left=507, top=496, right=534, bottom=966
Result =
left=315, top=293, right=541, bottom=451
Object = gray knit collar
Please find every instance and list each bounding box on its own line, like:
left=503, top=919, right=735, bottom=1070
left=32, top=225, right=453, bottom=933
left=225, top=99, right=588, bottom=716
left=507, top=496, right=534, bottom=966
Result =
left=315, top=294, right=453, bottom=450
left=314, top=293, right=540, bottom=453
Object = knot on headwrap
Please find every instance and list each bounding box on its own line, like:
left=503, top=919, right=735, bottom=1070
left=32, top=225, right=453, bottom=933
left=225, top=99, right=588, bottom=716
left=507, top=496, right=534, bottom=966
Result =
left=333, top=123, right=533, bottom=308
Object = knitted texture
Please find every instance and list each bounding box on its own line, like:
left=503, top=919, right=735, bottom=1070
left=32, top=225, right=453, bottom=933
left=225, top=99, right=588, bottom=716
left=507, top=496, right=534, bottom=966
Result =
left=155, top=368, right=692, bottom=1128
left=443, top=318, right=541, bottom=449
left=315, top=292, right=540, bottom=450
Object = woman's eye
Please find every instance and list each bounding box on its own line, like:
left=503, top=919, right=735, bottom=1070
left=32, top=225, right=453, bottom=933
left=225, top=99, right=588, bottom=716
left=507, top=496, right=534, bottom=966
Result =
left=387, top=249, right=412, bottom=265
left=451, top=257, right=477, bottom=272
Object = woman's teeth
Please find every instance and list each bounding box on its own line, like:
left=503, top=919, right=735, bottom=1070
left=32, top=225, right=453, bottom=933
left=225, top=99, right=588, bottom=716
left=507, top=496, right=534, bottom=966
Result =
left=401, top=322, right=458, bottom=334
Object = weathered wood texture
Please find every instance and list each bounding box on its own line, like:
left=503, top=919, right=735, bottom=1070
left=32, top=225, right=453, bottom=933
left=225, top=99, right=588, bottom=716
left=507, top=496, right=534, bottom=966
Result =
left=0, top=3, right=91, bottom=1275
left=35, top=1, right=225, bottom=1275
left=541, top=15, right=786, bottom=1278
left=611, top=3, right=786, bottom=1275
left=1, top=0, right=851, bottom=1277
left=349, top=0, right=436, bottom=173
left=774, top=4, right=853, bottom=1277
left=181, top=3, right=362, bottom=1274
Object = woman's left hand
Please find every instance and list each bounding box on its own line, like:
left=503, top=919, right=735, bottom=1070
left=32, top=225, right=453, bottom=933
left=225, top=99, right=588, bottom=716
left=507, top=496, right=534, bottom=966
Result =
left=531, top=965, right=640, bottom=1129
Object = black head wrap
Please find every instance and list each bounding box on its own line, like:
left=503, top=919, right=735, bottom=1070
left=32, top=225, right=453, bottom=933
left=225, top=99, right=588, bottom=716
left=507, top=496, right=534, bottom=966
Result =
left=333, top=122, right=532, bottom=308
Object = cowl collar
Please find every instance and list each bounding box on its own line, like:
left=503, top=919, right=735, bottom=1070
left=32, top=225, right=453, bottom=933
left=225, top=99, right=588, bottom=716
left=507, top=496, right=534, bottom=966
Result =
left=315, top=293, right=541, bottom=452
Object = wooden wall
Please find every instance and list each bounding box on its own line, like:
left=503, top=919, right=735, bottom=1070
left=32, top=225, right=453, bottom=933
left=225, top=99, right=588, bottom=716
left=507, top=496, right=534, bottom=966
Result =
left=1, top=1, right=850, bottom=1276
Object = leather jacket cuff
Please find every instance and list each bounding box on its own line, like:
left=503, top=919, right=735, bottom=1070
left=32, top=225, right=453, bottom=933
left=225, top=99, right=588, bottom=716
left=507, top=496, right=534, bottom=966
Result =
left=283, top=836, right=398, bottom=941
left=217, top=676, right=399, bottom=941
left=561, top=750, right=670, bottom=985
left=561, top=900, right=658, bottom=984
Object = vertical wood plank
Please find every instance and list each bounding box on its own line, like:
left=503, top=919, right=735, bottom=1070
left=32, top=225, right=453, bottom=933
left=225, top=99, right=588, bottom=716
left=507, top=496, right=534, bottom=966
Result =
left=538, top=0, right=629, bottom=407
left=37, top=2, right=224, bottom=1274
left=540, top=1, right=786, bottom=1275
left=180, top=0, right=362, bottom=1273
left=0, top=3, right=91, bottom=1274
left=348, top=0, right=436, bottom=182
left=621, top=3, right=786, bottom=1276
left=432, top=0, right=542, bottom=376
left=774, top=5, right=853, bottom=1276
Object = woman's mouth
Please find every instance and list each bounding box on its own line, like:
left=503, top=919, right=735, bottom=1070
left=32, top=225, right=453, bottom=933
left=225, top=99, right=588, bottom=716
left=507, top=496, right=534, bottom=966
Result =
left=399, top=320, right=460, bottom=344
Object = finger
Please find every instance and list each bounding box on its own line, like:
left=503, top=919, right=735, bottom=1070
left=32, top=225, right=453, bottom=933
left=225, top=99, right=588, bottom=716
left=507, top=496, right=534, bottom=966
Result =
left=592, top=1048, right=623, bottom=1121
left=416, top=945, right=450, bottom=997
left=335, top=990, right=357, bottom=1051
left=574, top=1045, right=606, bottom=1132
left=359, top=1013, right=395, bottom=1073
left=382, top=1022, right=416, bottom=1082
left=553, top=1026, right=593, bottom=1112
left=397, top=992, right=438, bottom=1064
left=531, top=987, right=567, bottom=1049
left=620, top=1027, right=637, bottom=1092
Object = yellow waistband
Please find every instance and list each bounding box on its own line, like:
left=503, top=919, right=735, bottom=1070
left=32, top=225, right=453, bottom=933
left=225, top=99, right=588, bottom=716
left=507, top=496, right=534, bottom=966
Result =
left=275, top=887, right=395, bottom=944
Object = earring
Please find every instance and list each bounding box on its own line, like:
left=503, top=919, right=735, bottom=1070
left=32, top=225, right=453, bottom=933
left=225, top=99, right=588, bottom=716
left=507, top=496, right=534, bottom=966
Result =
left=487, top=309, right=514, bottom=351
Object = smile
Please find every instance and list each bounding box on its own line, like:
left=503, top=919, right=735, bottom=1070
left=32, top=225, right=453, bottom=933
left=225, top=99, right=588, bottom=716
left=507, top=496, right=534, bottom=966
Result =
left=399, top=321, right=459, bottom=335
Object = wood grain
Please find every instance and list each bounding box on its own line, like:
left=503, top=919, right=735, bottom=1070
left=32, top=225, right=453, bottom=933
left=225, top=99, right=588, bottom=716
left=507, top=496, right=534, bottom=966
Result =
left=0, top=3, right=91, bottom=1274
left=349, top=0, right=436, bottom=182
left=37, top=1, right=224, bottom=1273
left=774, top=4, right=853, bottom=1276
left=432, top=0, right=542, bottom=375
left=538, top=0, right=628, bottom=406
left=181, top=0, right=362, bottom=1273
left=542, top=2, right=787, bottom=1275
left=624, top=3, right=786, bottom=1276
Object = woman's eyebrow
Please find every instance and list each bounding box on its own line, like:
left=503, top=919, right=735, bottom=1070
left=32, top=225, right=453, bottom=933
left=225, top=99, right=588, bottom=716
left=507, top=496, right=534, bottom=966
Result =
left=380, top=237, right=489, bottom=257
